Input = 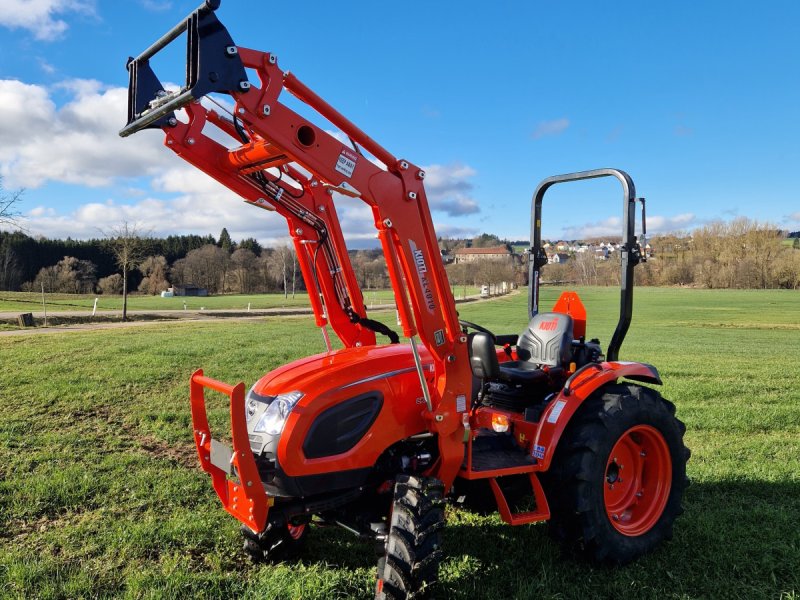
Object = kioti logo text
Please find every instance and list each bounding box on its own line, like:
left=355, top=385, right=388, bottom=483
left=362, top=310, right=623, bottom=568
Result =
left=538, top=318, right=559, bottom=331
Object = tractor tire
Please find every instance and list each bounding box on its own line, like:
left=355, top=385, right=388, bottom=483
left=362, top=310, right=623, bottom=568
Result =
left=375, top=474, right=445, bottom=600
left=543, top=383, right=689, bottom=565
left=241, top=520, right=308, bottom=563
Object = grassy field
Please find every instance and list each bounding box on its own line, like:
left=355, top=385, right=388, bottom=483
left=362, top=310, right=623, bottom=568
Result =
left=0, top=287, right=483, bottom=315
left=1, top=287, right=799, bottom=599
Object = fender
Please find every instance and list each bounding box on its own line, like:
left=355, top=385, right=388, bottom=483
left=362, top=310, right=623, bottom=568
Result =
left=532, top=361, right=661, bottom=471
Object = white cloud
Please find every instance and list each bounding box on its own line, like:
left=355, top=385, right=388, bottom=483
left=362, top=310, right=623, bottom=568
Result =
left=433, top=223, right=480, bottom=239
left=22, top=160, right=389, bottom=247
left=532, top=117, right=570, bottom=140
left=323, top=132, right=479, bottom=216
left=0, top=0, right=94, bottom=40
left=562, top=213, right=698, bottom=239
left=6, top=79, right=479, bottom=246
left=38, top=58, right=57, bottom=74
left=0, top=78, right=167, bottom=188
left=421, top=163, right=480, bottom=216
left=646, top=213, right=698, bottom=233
left=785, top=212, right=800, bottom=224
left=140, top=0, right=172, bottom=11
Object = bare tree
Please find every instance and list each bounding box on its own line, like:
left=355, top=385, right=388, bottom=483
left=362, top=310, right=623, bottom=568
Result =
left=0, top=177, right=23, bottom=227
left=26, top=256, right=97, bottom=293
left=269, top=244, right=298, bottom=299
left=105, top=222, right=147, bottom=321
left=138, top=255, right=170, bottom=295
left=230, top=247, right=258, bottom=293
left=181, top=244, right=228, bottom=293
left=573, top=251, right=597, bottom=286
left=98, top=274, right=124, bottom=295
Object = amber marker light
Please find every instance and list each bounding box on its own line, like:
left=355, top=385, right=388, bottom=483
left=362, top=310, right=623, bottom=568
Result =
left=492, top=414, right=510, bottom=433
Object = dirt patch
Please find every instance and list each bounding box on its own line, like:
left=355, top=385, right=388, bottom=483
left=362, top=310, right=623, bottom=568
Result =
left=136, top=434, right=198, bottom=469
left=5, top=512, right=84, bottom=543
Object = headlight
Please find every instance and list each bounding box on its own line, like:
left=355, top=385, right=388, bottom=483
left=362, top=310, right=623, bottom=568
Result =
left=245, top=386, right=259, bottom=422
left=245, top=386, right=273, bottom=423
left=253, top=391, right=304, bottom=435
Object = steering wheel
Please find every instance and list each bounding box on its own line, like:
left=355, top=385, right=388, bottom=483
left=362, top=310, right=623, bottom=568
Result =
left=459, top=320, right=497, bottom=343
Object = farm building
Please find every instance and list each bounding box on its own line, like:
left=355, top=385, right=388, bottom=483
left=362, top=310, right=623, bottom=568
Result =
left=453, top=245, right=515, bottom=265
left=173, top=285, right=208, bottom=297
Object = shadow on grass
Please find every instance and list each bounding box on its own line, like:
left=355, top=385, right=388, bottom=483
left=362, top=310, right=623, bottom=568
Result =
left=295, top=479, right=800, bottom=599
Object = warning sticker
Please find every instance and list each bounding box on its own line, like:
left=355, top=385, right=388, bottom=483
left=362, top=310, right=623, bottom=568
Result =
left=456, top=394, right=467, bottom=413
left=434, top=329, right=445, bottom=346
left=546, top=400, right=567, bottom=424
left=533, top=444, right=546, bottom=460
left=335, top=147, right=358, bottom=178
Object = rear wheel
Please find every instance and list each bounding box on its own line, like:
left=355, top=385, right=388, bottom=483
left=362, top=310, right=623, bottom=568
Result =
left=375, top=475, right=445, bottom=599
left=544, top=383, right=689, bottom=564
left=241, top=520, right=308, bottom=563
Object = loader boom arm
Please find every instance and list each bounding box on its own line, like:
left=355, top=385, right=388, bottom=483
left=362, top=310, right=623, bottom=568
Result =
left=121, top=1, right=471, bottom=484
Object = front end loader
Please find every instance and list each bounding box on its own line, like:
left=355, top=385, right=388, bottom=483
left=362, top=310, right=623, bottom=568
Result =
left=121, top=3, right=689, bottom=597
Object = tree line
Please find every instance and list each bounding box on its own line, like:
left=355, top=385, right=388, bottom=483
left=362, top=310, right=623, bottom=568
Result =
left=1, top=218, right=799, bottom=297
left=0, top=228, right=305, bottom=297
left=545, top=219, right=800, bottom=290
left=0, top=227, right=396, bottom=297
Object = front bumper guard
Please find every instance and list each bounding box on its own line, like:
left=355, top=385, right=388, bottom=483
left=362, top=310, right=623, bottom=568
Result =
left=189, top=369, right=269, bottom=532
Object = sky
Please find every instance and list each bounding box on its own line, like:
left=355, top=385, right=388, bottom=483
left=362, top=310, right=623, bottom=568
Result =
left=0, top=0, right=798, bottom=248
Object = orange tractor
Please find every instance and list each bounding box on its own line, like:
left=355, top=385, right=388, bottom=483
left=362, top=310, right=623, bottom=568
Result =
left=121, top=2, right=689, bottom=597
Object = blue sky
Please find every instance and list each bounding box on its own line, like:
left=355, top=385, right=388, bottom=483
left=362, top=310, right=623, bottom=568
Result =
left=1, top=0, right=798, bottom=246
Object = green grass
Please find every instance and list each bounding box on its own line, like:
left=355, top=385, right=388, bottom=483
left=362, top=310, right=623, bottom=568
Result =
left=0, top=288, right=482, bottom=314
left=1, top=287, right=799, bottom=599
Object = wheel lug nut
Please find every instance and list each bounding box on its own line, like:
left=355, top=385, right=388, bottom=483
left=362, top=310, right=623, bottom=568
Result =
left=612, top=514, right=620, bottom=521
left=640, top=451, right=646, bottom=457
left=636, top=491, right=643, bottom=497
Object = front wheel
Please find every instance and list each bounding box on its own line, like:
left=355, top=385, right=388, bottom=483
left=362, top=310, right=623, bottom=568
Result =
left=241, top=519, right=308, bottom=563
left=544, top=383, right=689, bottom=564
left=375, top=475, right=445, bottom=599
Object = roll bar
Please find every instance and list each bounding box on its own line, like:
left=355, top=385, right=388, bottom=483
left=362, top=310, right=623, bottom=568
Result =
left=528, top=168, right=645, bottom=361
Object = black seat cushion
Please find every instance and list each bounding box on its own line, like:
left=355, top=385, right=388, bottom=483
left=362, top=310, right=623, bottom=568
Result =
left=498, top=360, right=548, bottom=384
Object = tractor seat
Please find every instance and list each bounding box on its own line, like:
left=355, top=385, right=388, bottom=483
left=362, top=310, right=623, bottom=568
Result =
left=469, top=312, right=574, bottom=388
left=511, top=312, right=574, bottom=368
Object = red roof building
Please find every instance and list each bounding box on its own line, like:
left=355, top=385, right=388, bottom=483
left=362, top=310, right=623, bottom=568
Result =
left=453, top=245, right=513, bottom=264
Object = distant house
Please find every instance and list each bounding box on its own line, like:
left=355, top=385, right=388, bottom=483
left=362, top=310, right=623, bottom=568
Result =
left=453, top=245, right=514, bottom=265
left=549, top=252, right=570, bottom=264
left=173, top=284, right=208, bottom=297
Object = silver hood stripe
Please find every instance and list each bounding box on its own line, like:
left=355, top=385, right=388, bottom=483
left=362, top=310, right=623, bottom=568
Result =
left=340, top=364, right=432, bottom=390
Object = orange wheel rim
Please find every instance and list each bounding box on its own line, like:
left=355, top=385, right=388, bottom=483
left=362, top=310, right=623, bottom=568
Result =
left=604, top=424, right=671, bottom=536
left=287, top=523, right=306, bottom=540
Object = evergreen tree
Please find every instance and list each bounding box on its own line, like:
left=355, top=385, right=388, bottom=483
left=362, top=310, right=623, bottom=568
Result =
left=238, top=237, right=263, bottom=256
left=218, top=228, right=233, bottom=253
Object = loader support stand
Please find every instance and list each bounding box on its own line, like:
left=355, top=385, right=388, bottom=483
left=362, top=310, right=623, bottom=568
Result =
left=190, top=369, right=268, bottom=533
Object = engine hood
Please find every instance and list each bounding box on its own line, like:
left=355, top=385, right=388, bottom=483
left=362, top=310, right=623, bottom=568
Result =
left=251, top=343, right=431, bottom=397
